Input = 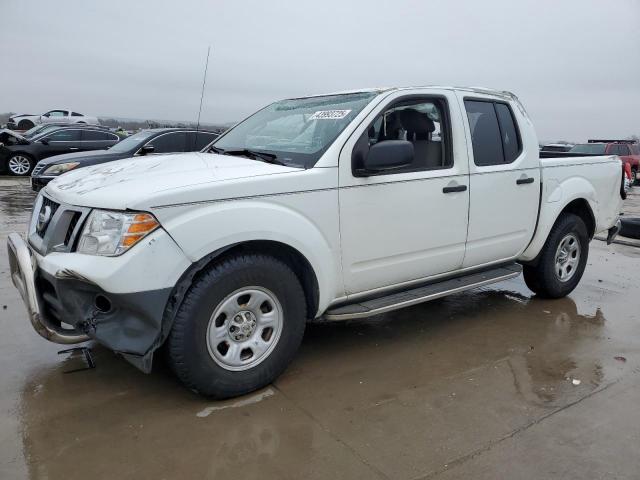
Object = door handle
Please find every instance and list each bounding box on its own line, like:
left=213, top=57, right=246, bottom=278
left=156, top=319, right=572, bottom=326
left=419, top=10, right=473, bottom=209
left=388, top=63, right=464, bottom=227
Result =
left=442, top=184, right=467, bottom=193
left=516, top=177, right=535, bottom=185
left=69, top=147, right=79, bottom=150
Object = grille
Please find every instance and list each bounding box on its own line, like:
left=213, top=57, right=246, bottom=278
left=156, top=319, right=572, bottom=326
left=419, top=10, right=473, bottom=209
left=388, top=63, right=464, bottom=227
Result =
left=32, top=164, right=45, bottom=176
left=64, top=212, right=82, bottom=247
left=36, top=196, right=60, bottom=238
left=29, top=194, right=90, bottom=256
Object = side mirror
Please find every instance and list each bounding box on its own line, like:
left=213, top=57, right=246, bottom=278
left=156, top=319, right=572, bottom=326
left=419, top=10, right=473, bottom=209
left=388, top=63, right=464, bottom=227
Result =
left=139, top=145, right=155, bottom=155
left=359, top=140, right=414, bottom=175
left=39, top=138, right=49, bottom=145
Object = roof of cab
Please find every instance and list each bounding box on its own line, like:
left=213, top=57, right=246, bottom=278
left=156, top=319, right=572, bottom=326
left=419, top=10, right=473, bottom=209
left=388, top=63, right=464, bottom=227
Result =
left=290, top=85, right=518, bottom=101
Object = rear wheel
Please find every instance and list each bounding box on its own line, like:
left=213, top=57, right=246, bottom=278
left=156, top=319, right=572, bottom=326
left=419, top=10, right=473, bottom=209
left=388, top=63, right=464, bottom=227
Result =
left=632, top=167, right=638, bottom=186
left=17, top=119, right=34, bottom=130
left=167, top=254, right=307, bottom=398
left=522, top=213, right=589, bottom=298
left=7, top=154, right=34, bottom=176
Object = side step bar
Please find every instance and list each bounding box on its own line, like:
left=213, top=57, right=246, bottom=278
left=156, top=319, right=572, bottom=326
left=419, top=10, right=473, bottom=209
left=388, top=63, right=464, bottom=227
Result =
left=324, top=263, right=522, bottom=321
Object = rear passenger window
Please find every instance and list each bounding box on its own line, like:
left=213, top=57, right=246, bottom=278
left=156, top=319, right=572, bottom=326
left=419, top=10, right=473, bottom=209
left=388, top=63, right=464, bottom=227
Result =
left=45, top=130, right=81, bottom=141
left=147, top=132, right=187, bottom=153
left=464, top=100, right=504, bottom=166
left=495, top=103, right=521, bottom=162
left=615, top=144, right=630, bottom=156
left=190, top=132, right=219, bottom=151
left=464, top=100, right=521, bottom=166
left=82, top=130, right=117, bottom=141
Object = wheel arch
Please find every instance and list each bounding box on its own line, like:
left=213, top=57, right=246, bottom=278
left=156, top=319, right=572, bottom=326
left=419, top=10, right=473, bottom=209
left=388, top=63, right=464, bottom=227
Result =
left=155, top=239, right=321, bottom=357
left=520, top=195, right=596, bottom=264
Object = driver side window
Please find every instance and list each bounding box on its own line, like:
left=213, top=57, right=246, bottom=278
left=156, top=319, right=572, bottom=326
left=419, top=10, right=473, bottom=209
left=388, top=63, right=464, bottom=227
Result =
left=352, top=98, right=452, bottom=175
left=44, top=110, right=67, bottom=118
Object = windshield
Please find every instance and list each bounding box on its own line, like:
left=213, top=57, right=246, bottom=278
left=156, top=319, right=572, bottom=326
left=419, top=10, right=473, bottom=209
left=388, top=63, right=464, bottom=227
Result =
left=210, top=92, right=379, bottom=168
left=24, top=125, right=62, bottom=139
left=107, top=130, right=156, bottom=152
left=569, top=144, right=606, bottom=155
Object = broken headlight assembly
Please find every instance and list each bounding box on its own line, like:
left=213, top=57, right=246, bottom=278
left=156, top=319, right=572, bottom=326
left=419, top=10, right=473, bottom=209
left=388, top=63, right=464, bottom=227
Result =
left=77, top=210, right=159, bottom=256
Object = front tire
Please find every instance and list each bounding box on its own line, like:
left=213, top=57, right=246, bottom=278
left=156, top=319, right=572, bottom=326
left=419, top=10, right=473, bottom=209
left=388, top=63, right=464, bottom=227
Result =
left=523, top=213, right=589, bottom=299
left=7, top=154, right=35, bottom=176
left=167, top=254, right=307, bottom=398
left=632, top=167, right=638, bottom=186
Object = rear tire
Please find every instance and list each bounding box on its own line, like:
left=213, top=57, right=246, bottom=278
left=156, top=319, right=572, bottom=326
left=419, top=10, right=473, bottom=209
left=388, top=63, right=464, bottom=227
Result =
left=167, top=254, right=306, bottom=398
left=632, top=167, right=638, bottom=186
left=523, top=213, right=589, bottom=299
left=17, top=119, right=34, bottom=130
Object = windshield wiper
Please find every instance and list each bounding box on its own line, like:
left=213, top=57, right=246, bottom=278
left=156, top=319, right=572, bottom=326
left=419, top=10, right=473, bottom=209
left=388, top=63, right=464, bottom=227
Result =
left=209, top=146, right=225, bottom=154
left=223, top=149, right=286, bottom=166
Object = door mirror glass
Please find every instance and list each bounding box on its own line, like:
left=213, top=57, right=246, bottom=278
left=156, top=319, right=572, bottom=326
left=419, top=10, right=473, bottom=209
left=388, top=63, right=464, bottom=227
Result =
left=361, top=140, right=414, bottom=174
left=139, top=145, right=155, bottom=155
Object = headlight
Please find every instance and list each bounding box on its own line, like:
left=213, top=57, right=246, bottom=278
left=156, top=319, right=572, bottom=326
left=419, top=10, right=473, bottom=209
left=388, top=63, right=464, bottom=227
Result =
left=43, top=162, right=80, bottom=176
left=77, top=210, right=160, bottom=256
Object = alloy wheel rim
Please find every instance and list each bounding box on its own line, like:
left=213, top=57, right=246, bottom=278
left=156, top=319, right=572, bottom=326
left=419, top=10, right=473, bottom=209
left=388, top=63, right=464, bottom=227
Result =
left=206, top=286, right=283, bottom=371
left=8, top=156, right=31, bottom=175
left=554, top=233, right=580, bottom=282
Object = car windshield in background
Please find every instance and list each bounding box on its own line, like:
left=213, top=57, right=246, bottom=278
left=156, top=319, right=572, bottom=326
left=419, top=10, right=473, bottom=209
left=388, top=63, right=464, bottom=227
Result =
left=569, top=144, right=607, bottom=155
left=107, top=130, right=157, bottom=152
left=210, top=91, right=380, bottom=168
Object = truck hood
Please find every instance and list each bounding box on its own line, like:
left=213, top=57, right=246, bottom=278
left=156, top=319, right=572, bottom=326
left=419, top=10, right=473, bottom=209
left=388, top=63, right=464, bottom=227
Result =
left=45, top=152, right=303, bottom=210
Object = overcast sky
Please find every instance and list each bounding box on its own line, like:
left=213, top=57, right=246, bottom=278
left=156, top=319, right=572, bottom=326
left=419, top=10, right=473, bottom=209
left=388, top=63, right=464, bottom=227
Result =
left=1, top=0, right=639, bottom=142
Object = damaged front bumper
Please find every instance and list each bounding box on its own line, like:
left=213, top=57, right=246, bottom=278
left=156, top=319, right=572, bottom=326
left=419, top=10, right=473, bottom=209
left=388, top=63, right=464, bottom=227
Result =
left=7, top=231, right=189, bottom=372
left=8, top=233, right=89, bottom=344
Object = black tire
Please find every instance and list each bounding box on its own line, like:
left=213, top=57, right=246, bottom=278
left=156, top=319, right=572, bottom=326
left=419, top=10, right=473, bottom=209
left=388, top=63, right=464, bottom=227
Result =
left=17, top=119, right=34, bottom=130
left=620, top=217, right=640, bottom=240
left=167, top=254, right=307, bottom=398
left=7, top=153, right=35, bottom=176
left=522, top=213, right=589, bottom=299
left=631, top=167, right=638, bottom=186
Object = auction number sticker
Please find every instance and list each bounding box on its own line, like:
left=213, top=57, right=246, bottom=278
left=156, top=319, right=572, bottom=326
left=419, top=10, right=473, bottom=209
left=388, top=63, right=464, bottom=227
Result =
left=309, top=110, right=352, bottom=120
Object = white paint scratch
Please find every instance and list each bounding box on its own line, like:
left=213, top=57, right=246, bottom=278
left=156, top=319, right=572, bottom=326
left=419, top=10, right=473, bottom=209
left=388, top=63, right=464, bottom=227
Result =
left=196, top=388, right=275, bottom=417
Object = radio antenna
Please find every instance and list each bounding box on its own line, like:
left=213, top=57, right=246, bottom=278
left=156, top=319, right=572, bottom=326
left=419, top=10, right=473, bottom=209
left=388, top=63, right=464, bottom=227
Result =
left=196, top=45, right=211, bottom=132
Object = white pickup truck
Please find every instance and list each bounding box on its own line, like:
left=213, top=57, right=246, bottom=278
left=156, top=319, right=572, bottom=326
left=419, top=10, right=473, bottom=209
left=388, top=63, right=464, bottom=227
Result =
left=8, top=86, right=624, bottom=398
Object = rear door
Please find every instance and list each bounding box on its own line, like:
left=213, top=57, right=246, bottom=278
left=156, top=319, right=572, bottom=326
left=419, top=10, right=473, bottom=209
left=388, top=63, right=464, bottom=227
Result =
left=145, top=131, right=188, bottom=154
left=460, top=94, right=540, bottom=268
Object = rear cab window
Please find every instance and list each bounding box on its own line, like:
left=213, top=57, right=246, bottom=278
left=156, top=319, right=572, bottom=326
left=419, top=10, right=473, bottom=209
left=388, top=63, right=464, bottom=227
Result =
left=464, top=99, right=522, bottom=166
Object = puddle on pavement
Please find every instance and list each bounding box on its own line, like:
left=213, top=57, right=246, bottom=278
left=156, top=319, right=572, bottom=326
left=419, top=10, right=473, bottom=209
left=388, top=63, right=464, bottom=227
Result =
left=0, top=179, right=37, bottom=232
left=1, top=180, right=639, bottom=479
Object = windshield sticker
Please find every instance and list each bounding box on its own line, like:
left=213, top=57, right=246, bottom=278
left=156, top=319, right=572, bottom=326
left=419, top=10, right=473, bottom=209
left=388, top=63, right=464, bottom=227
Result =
left=308, top=110, right=352, bottom=120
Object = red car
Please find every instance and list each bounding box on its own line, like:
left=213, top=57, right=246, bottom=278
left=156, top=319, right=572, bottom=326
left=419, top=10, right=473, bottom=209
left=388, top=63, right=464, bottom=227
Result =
left=569, top=140, right=640, bottom=184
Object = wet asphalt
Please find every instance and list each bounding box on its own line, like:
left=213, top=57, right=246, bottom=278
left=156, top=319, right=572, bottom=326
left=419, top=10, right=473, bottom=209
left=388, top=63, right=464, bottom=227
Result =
left=1, top=177, right=639, bottom=480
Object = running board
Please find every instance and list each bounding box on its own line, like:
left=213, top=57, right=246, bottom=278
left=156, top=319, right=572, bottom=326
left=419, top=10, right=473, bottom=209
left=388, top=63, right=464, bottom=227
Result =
left=324, top=264, right=522, bottom=321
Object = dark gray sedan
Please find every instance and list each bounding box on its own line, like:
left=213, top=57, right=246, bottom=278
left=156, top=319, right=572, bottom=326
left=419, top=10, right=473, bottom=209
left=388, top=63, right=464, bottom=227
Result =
left=30, top=128, right=219, bottom=191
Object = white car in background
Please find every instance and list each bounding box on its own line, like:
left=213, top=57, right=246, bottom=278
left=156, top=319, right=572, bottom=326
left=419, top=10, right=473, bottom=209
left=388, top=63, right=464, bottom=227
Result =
left=7, top=110, right=99, bottom=130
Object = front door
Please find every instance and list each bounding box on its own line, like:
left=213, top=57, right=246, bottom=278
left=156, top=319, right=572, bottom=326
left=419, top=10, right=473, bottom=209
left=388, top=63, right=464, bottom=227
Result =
left=460, top=94, right=540, bottom=268
left=338, top=91, right=470, bottom=295
left=38, top=129, right=82, bottom=159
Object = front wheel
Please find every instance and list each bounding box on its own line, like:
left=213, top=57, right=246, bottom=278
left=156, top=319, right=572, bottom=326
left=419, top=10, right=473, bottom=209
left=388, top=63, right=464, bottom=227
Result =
left=632, top=167, right=638, bottom=186
left=523, top=213, right=589, bottom=299
left=167, top=254, right=307, bottom=398
left=7, top=154, right=35, bottom=176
